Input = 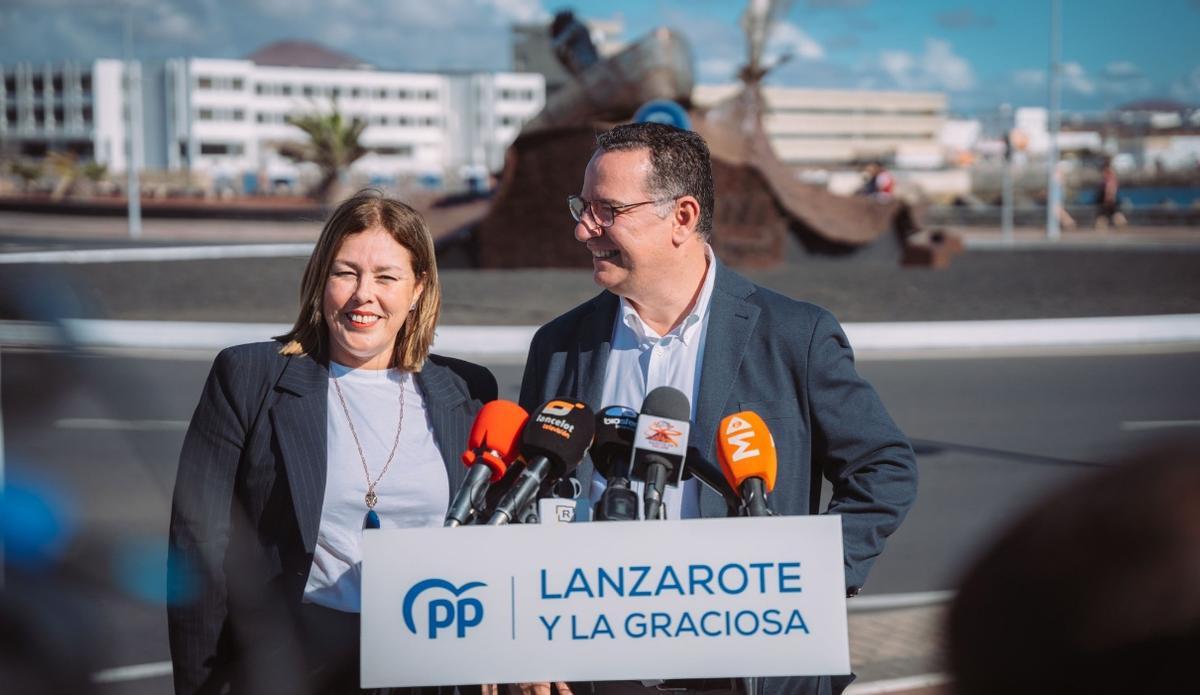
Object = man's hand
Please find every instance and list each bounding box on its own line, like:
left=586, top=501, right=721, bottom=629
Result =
left=481, top=683, right=573, bottom=695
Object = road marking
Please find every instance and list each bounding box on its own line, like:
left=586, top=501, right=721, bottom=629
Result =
left=0, top=243, right=314, bottom=264
left=55, top=418, right=188, bottom=431
left=1121, top=419, right=1200, bottom=431
left=845, top=673, right=951, bottom=694
left=92, top=661, right=173, bottom=683
left=848, top=590, right=954, bottom=613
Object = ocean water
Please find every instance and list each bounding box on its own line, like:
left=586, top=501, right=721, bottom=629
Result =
left=1074, top=185, right=1200, bottom=208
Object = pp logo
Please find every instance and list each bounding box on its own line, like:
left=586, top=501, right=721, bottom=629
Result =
left=402, top=578, right=487, bottom=639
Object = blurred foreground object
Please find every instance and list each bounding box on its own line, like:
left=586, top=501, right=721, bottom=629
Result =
left=948, top=440, right=1200, bottom=695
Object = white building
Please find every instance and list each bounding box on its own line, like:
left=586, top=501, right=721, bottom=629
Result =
left=694, top=85, right=948, bottom=168
left=1, top=42, right=545, bottom=189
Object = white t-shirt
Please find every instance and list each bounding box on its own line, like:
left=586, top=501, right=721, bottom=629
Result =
left=303, top=363, right=449, bottom=612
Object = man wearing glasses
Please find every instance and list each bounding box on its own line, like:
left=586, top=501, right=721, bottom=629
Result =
left=518, top=122, right=917, bottom=695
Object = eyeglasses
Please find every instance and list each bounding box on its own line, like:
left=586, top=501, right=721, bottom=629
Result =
left=567, top=195, right=673, bottom=229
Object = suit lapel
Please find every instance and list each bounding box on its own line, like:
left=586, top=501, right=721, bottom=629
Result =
left=574, top=292, right=617, bottom=408
left=270, top=354, right=330, bottom=554
left=572, top=292, right=618, bottom=497
left=415, top=363, right=469, bottom=496
left=695, top=265, right=760, bottom=516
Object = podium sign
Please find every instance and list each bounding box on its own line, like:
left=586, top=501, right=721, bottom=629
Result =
left=361, top=516, right=849, bottom=687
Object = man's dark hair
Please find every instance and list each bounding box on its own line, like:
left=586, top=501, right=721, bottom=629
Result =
left=595, top=122, right=715, bottom=239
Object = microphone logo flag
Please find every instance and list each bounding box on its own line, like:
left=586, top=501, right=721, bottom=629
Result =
left=542, top=400, right=585, bottom=417
left=644, top=420, right=683, bottom=449
left=402, top=578, right=488, bottom=639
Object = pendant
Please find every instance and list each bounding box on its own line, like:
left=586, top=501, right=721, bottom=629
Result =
left=365, top=489, right=378, bottom=509
left=363, top=509, right=381, bottom=530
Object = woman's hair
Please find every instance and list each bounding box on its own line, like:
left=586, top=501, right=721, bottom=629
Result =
left=275, top=189, right=441, bottom=371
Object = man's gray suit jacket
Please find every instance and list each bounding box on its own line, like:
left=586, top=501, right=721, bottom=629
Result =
left=519, top=264, right=918, bottom=695
left=168, top=341, right=496, bottom=695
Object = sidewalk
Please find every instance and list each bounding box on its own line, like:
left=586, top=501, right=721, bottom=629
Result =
left=3, top=211, right=1197, bottom=248
left=846, top=603, right=949, bottom=693
left=951, top=224, right=1200, bottom=249
left=0, top=210, right=321, bottom=243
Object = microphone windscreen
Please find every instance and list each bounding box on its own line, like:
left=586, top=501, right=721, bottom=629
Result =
left=521, top=399, right=595, bottom=477
left=641, top=386, right=690, bottom=420
left=716, top=411, right=778, bottom=492
left=462, top=400, right=529, bottom=481
left=590, top=405, right=638, bottom=477
left=632, top=387, right=690, bottom=464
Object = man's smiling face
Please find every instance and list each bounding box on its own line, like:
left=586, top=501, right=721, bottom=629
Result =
left=574, top=148, right=677, bottom=302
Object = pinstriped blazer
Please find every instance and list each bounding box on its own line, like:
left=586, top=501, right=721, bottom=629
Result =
left=167, top=341, right=495, bottom=695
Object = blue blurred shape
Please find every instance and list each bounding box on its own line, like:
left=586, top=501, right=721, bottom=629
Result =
left=164, top=542, right=201, bottom=605
left=0, top=477, right=74, bottom=570
left=115, top=538, right=199, bottom=605
left=634, top=100, right=691, bottom=131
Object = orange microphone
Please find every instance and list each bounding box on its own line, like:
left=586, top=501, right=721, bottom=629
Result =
left=716, top=411, right=778, bottom=517
left=445, top=400, right=529, bottom=527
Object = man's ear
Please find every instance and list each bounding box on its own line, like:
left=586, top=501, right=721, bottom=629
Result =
left=671, top=196, right=701, bottom=245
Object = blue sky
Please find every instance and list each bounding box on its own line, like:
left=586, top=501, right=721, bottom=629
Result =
left=1, top=0, right=1197, bottom=114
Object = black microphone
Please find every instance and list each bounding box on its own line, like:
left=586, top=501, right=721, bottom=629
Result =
left=486, top=399, right=594, bottom=525
left=629, top=387, right=691, bottom=521
left=591, top=405, right=639, bottom=521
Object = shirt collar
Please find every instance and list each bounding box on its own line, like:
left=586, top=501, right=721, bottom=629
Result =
left=619, top=245, right=717, bottom=348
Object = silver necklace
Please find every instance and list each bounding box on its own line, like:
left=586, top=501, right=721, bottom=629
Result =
left=331, top=366, right=406, bottom=527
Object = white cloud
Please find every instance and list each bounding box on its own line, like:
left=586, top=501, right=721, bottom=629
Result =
left=378, top=0, right=545, bottom=29
left=1104, top=61, right=1141, bottom=79
left=879, top=50, right=914, bottom=83
left=876, top=38, right=974, bottom=91
left=141, top=3, right=204, bottom=43
left=487, top=0, right=546, bottom=24
left=1169, top=66, right=1200, bottom=100
left=922, top=38, right=974, bottom=90
left=1012, top=68, right=1046, bottom=88
left=699, top=57, right=739, bottom=82
left=1061, top=61, right=1095, bottom=95
left=322, top=20, right=357, bottom=47
left=767, top=21, right=825, bottom=62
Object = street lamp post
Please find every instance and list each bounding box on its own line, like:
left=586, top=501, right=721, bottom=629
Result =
left=1045, top=0, right=1062, bottom=241
left=124, top=7, right=142, bottom=240
left=1001, top=103, right=1014, bottom=245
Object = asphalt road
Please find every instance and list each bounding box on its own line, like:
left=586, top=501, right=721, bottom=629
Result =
left=3, top=347, right=1198, bottom=692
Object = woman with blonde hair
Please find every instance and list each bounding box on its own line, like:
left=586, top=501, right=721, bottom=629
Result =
left=168, top=190, right=495, bottom=694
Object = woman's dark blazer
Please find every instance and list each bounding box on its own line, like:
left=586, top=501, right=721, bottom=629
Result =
left=167, top=341, right=496, bottom=695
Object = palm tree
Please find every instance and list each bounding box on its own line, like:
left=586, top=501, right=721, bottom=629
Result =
left=48, top=151, right=82, bottom=200
left=278, top=103, right=367, bottom=204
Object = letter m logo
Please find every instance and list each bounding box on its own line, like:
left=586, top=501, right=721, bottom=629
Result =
left=723, top=416, right=759, bottom=462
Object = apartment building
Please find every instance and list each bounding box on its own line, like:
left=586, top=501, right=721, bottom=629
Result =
left=694, top=84, right=948, bottom=168
left=0, top=42, right=545, bottom=187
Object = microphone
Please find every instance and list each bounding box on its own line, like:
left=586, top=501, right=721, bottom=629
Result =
left=629, top=387, right=690, bottom=521
left=445, top=400, right=528, bottom=527
left=486, top=399, right=594, bottom=525
left=591, top=405, right=639, bottom=521
left=716, top=411, right=778, bottom=517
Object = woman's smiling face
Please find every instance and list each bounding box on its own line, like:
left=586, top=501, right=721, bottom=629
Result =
left=322, top=227, right=424, bottom=370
